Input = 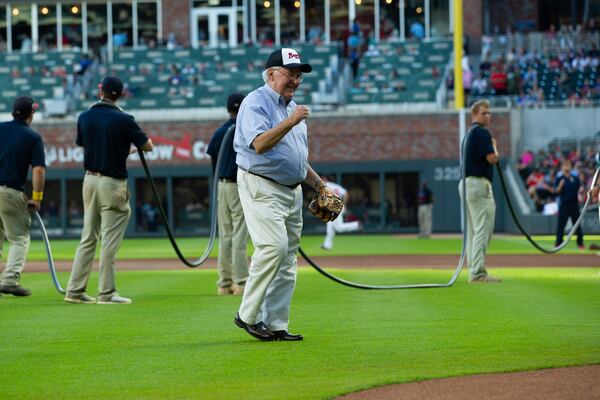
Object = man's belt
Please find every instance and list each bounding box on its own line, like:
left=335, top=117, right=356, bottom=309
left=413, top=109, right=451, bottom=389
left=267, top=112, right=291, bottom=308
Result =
left=86, top=170, right=103, bottom=176
left=240, top=168, right=301, bottom=190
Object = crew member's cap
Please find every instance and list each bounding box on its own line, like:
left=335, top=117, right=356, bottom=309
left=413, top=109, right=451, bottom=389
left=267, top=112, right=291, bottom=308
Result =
left=12, top=96, right=39, bottom=117
left=227, top=93, right=245, bottom=112
left=265, top=48, right=312, bottom=73
left=101, top=76, right=123, bottom=97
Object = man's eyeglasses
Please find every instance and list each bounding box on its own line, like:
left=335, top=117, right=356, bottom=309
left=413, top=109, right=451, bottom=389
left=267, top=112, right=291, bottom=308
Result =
left=273, top=67, right=304, bottom=83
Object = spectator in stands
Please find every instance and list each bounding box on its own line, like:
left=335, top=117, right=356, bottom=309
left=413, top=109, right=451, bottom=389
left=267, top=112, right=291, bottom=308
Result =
left=347, top=28, right=362, bottom=80
left=555, top=159, right=584, bottom=249
left=409, top=21, right=425, bottom=39
left=471, top=73, right=489, bottom=96
left=167, top=32, right=178, bottom=50
left=517, top=149, right=535, bottom=181
left=490, top=65, right=508, bottom=95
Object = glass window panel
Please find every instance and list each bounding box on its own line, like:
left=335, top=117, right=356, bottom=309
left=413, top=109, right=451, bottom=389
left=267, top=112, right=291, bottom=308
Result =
left=217, top=14, right=230, bottom=46
left=172, top=177, right=211, bottom=233
left=38, top=4, right=57, bottom=51
left=341, top=173, right=380, bottom=229
left=430, top=0, right=449, bottom=37
left=135, top=178, right=166, bottom=233
left=330, top=0, right=349, bottom=41
left=62, top=3, right=83, bottom=49
left=305, top=0, right=324, bottom=44
left=257, top=0, right=275, bottom=46
left=11, top=4, right=32, bottom=51
left=281, top=0, right=300, bottom=45
left=197, top=15, right=209, bottom=46
left=405, top=0, right=424, bottom=39
left=113, top=3, right=133, bottom=48
left=138, top=2, right=158, bottom=48
left=381, top=0, right=399, bottom=39
left=355, top=0, right=374, bottom=42
left=87, top=3, right=108, bottom=53
left=384, top=172, right=419, bottom=229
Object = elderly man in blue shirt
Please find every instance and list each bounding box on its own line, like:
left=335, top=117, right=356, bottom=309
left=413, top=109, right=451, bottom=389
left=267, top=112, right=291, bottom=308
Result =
left=233, top=48, right=327, bottom=341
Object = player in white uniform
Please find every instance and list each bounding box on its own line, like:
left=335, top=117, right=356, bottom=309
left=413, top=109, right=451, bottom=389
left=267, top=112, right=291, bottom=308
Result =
left=321, top=180, right=361, bottom=250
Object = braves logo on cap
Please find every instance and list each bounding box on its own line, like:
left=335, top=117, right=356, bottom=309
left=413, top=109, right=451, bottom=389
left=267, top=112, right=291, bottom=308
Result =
left=282, top=48, right=301, bottom=66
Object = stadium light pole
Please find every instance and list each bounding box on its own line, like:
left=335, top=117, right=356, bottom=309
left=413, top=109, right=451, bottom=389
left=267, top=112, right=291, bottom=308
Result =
left=453, top=0, right=464, bottom=109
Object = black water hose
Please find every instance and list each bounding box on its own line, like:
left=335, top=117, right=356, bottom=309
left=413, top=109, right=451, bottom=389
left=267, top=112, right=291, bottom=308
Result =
left=136, top=126, right=236, bottom=267
left=496, top=161, right=600, bottom=254
left=296, top=126, right=475, bottom=289
left=32, top=210, right=65, bottom=294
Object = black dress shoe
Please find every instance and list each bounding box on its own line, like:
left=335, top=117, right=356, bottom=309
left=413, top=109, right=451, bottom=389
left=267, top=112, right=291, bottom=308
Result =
left=0, top=284, right=31, bottom=297
left=272, top=330, right=303, bottom=341
left=234, top=313, right=274, bottom=341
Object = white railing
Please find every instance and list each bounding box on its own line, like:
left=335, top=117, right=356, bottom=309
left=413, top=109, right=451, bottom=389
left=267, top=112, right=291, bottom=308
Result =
left=482, top=31, right=600, bottom=56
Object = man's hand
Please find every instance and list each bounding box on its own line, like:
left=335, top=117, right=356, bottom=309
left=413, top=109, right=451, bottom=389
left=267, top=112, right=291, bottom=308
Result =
left=289, top=105, right=309, bottom=125
left=27, top=199, right=41, bottom=211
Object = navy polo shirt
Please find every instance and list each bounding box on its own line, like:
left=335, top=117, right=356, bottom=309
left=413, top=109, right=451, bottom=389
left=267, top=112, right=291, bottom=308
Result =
left=464, top=123, right=495, bottom=183
left=77, top=102, right=149, bottom=179
left=555, top=173, right=580, bottom=206
left=206, top=118, right=237, bottom=180
left=0, top=119, right=45, bottom=192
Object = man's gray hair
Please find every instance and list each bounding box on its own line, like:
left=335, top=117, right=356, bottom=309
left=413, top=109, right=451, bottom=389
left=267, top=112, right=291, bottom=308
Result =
left=262, top=68, right=270, bottom=83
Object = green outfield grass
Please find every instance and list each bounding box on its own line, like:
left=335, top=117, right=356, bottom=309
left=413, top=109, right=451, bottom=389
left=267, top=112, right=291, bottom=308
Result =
left=19, top=234, right=600, bottom=261
left=1, top=268, right=599, bottom=399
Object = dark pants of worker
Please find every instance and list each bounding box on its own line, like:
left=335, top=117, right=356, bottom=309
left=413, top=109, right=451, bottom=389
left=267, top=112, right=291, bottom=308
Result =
left=555, top=203, right=583, bottom=247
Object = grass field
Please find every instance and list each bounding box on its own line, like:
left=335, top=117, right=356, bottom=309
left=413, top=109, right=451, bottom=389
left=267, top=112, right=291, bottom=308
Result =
left=1, top=234, right=599, bottom=399
left=20, top=233, right=600, bottom=261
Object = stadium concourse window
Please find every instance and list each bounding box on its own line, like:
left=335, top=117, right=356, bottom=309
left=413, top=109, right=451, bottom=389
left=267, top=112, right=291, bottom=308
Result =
left=405, top=0, right=425, bottom=40
left=38, top=4, right=57, bottom=51
left=10, top=4, right=32, bottom=52
left=280, top=0, right=300, bottom=45
left=172, top=177, right=211, bottom=234
left=112, top=3, right=133, bottom=48
left=87, top=3, right=108, bottom=57
left=329, top=0, right=350, bottom=41
left=66, top=179, right=84, bottom=231
left=257, top=0, right=275, bottom=46
left=138, top=1, right=158, bottom=48
left=62, top=4, right=83, bottom=49
left=381, top=0, right=400, bottom=39
left=342, top=173, right=381, bottom=229
left=135, top=178, right=166, bottom=234
left=384, top=172, right=418, bottom=229
left=305, top=0, right=325, bottom=43
left=429, top=0, right=449, bottom=37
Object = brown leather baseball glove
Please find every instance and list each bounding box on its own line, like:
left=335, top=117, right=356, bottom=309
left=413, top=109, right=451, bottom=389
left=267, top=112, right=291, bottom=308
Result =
left=309, top=183, right=343, bottom=222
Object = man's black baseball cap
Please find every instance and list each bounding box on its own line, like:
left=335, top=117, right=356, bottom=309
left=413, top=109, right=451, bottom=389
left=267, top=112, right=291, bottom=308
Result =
left=12, top=96, right=38, bottom=118
left=101, top=76, right=123, bottom=98
left=265, top=48, right=312, bottom=73
left=227, top=93, right=245, bottom=112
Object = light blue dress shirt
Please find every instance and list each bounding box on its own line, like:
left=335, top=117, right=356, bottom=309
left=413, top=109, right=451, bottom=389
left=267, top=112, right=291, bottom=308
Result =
left=234, top=83, right=308, bottom=185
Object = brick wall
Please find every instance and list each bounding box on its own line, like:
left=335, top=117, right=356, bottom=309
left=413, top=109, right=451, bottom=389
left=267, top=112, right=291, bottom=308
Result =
left=36, top=112, right=511, bottom=170
left=162, top=0, right=190, bottom=47
left=462, top=0, right=483, bottom=40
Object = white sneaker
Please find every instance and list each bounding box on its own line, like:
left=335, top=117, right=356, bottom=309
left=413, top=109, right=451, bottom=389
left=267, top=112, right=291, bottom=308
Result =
left=97, top=294, right=132, bottom=304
